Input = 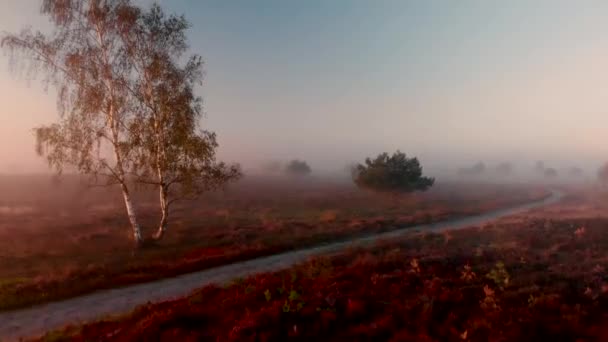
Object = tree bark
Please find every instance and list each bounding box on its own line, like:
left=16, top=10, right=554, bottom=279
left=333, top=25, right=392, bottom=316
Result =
left=151, top=102, right=169, bottom=240
left=153, top=184, right=169, bottom=240
left=120, top=183, right=143, bottom=246
left=111, top=126, right=143, bottom=247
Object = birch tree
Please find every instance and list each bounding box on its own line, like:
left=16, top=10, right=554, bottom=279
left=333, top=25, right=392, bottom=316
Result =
left=124, top=4, right=241, bottom=240
left=1, top=0, right=145, bottom=245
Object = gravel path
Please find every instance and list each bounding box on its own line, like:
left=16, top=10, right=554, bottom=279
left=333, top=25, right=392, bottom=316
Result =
left=0, top=191, right=562, bottom=341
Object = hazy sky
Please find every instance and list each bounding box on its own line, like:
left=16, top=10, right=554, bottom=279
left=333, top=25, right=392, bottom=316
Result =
left=2, top=1, right=608, bottom=174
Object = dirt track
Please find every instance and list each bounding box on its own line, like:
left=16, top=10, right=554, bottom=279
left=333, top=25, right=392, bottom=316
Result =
left=0, top=191, right=562, bottom=341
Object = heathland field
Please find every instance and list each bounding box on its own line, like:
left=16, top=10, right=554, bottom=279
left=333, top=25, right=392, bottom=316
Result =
left=34, top=188, right=608, bottom=342
left=0, top=175, right=548, bottom=311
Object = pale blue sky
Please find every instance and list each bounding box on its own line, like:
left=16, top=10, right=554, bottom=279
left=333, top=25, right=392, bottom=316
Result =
left=2, top=1, right=608, bottom=174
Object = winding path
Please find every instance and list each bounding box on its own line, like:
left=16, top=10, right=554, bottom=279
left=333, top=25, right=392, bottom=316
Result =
left=0, top=190, right=563, bottom=341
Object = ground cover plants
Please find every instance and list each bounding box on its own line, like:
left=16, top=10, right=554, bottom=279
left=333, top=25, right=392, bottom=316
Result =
left=0, top=175, right=548, bottom=311
left=35, top=190, right=608, bottom=341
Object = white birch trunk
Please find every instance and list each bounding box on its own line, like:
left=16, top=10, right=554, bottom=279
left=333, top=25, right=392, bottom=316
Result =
left=151, top=99, right=169, bottom=240
left=153, top=184, right=168, bottom=240
left=112, top=137, right=143, bottom=246
left=120, top=183, right=143, bottom=245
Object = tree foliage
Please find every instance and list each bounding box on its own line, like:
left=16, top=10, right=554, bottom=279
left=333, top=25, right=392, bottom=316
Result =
left=3, top=0, right=138, bottom=177
left=285, top=160, right=312, bottom=176
left=352, top=151, right=434, bottom=194
left=2, top=0, right=146, bottom=243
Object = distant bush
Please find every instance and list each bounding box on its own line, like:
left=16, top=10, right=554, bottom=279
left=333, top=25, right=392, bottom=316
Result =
left=285, top=160, right=312, bottom=176
left=352, top=151, right=434, bottom=194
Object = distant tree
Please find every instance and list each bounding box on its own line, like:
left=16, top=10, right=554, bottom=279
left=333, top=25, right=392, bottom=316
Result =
left=598, top=163, right=608, bottom=186
left=285, top=160, right=312, bottom=176
left=352, top=151, right=434, bottom=194
left=2, top=0, right=147, bottom=245
left=495, top=162, right=513, bottom=176
left=544, top=168, right=558, bottom=179
left=458, top=162, right=486, bottom=176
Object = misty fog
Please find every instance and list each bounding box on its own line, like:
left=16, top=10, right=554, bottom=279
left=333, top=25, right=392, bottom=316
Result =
left=2, top=1, right=608, bottom=179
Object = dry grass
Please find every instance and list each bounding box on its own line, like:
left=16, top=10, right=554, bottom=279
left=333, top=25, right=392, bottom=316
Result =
left=0, top=174, right=549, bottom=311
left=37, top=188, right=608, bottom=342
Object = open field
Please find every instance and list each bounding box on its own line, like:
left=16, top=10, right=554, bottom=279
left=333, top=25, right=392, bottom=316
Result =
left=35, top=189, right=608, bottom=342
left=0, top=190, right=559, bottom=341
left=0, top=175, right=549, bottom=311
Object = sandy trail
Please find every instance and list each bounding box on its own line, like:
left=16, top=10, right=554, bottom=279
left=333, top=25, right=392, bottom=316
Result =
left=0, top=191, right=562, bottom=341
